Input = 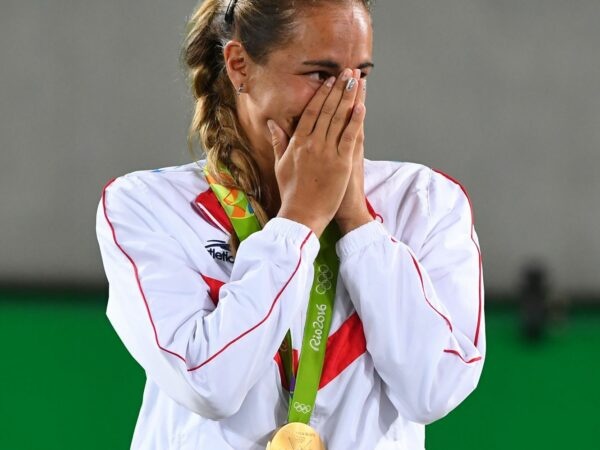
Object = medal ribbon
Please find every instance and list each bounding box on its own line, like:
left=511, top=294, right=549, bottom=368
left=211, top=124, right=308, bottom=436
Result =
left=205, top=166, right=339, bottom=424
left=204, top=168, right=262, bottom=240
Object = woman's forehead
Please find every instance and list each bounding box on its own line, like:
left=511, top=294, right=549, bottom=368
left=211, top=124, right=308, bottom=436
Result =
left=275, top=4, right=373, bottom=66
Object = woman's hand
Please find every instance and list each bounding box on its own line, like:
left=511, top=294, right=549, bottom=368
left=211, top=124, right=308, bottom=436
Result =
left=268, top=68, right=365, bottom=237
left=334, top=70, right=373, bottom=235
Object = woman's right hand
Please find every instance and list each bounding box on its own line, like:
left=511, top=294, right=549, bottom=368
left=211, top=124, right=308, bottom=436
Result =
left=268, top=68, right=366, bottom=237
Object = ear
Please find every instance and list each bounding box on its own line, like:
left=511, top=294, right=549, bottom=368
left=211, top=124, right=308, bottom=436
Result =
left=223, top=40, right=250, bottom=92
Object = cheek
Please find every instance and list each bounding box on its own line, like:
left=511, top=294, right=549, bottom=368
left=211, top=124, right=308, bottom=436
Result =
left=252, top=77, right=319, bottom=125
left=282, top=82, right=320, bottom=117
left=295, top=80, right=320, bottom=105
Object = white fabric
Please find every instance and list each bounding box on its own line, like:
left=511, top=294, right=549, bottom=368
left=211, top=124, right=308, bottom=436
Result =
left=96, top=159, right=485, bottom=450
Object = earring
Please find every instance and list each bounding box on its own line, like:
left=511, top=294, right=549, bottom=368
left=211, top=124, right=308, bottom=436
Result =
left=236, top=83, right=245, bottom=95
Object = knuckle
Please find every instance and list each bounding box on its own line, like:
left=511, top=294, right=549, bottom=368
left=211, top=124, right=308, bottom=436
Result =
left=330, top=114, right=344, bottom=126
left=321, top=105, right=335, bottom=116
left=295, top=128, right=310, bottom=138
left=304, top=108, right=319, bottom=118
left=303, top=138, right=316, bottom=152
left=340, top=132, right=355, bottom=144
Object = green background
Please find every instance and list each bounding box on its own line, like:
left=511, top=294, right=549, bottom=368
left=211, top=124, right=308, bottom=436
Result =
left=1, top=292, right=598, bottom=449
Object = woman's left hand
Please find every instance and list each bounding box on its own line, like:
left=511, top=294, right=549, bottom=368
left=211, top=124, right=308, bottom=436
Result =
left=334, top=71, right=373, bottom=235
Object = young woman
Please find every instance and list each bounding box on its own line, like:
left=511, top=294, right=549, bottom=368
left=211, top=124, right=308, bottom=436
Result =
left=97, top=0, right=485, bottom=448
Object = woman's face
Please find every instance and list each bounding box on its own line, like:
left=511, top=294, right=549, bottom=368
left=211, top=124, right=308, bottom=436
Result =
left=235, top=3, right=373, bottom=161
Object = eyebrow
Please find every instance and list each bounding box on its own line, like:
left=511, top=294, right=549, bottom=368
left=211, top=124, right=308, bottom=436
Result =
left=302, top=59, right=375, bottom=70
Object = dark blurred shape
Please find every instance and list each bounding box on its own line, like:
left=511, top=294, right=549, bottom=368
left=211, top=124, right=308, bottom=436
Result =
left=519, top=262, right=549, bottom=342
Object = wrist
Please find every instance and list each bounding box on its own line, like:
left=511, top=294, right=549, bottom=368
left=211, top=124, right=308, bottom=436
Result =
left=335, top=211, right=373, bottom=235
left=277, top=205, right=329, bottom=237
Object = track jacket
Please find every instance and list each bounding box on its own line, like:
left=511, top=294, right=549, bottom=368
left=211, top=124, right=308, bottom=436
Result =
left=96, top=159, right=485, bottom=450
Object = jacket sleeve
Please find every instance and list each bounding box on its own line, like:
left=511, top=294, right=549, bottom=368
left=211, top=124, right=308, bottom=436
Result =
left=336, top=171, right=485, bottom=424
left=96, top=175, right=319, bottom=420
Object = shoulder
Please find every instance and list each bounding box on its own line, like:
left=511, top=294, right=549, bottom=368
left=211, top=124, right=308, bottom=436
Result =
left=102, top=161, right=209, bottom=205
left=364, top=159, right=469, bottom=217
left=97, top=160, right=216, bottom=235
left=363, top=159, right=474, bottom=244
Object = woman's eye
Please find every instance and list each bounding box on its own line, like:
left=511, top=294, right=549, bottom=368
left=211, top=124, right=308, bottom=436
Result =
left=307, top=71, right=332, bottom=82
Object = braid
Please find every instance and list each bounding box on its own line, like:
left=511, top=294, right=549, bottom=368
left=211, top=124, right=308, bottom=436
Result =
left=184, top=0, right=271, bottom=253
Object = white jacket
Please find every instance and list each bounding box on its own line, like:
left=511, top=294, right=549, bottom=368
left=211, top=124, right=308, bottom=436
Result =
left=96, top=159, right=485, bottom=450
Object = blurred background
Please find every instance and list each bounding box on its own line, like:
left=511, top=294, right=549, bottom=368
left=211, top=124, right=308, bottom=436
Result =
left=1, top=0, right=598, bottom=448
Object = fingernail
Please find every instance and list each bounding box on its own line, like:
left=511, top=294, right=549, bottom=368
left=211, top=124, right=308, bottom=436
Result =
left=341, top=69, right=352, bottom=81
left=267, top=120, right=275, bottom=133
left=325, top=76, right=335, bottom=88
left=345, top=78, right=357, bottom=91
left=362, top=79, right=367, bottom=91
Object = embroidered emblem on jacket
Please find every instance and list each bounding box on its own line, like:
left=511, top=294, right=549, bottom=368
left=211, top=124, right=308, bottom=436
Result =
left=205, top=239, right=234, bottom=263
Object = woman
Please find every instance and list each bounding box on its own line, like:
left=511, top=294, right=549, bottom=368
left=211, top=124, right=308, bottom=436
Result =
left=96, top=0, right=485, bottom=448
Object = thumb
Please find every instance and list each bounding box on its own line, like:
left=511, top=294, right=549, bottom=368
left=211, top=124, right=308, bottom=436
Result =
left=267, top=120, right=288, bottom=161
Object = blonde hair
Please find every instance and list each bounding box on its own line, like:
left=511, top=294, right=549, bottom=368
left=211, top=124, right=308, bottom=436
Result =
left=182, top=0, right=371, bottom=251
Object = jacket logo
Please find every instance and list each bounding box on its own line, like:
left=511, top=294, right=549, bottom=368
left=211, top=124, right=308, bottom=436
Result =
left=205, top=240, right=234, bottom=263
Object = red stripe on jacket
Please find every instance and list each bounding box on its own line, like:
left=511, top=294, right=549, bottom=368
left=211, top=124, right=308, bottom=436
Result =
left=200, top=274, right=225, bottom=306
left=433, top=169, right=484, bottom=349
left=319, top=313, right=367, bottom=388
left=193, top=189, right=234, bottom=234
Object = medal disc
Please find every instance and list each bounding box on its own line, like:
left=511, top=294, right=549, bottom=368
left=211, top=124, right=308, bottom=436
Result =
left=267, top=422, right=325, bottom=450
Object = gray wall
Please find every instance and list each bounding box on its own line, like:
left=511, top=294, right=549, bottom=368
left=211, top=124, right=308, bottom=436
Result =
left=2, top=1, right=599, bottom=294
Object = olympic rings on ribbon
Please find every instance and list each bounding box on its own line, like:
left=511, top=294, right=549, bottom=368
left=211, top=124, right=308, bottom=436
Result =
left=293, top=402, right=312, bottom=415
left=315, top=264, right=333, bottom=295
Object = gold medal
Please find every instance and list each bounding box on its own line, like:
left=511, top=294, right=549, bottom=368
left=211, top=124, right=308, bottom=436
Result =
left=266, top=422, right=326, bottom=450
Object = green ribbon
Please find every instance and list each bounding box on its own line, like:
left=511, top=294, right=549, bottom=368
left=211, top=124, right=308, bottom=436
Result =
left=204, top=166, right=261, bottom=241
left=205, top=166, right=339, bottom=424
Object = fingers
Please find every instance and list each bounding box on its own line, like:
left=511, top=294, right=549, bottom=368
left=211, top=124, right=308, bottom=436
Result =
left=294, top=68, right=366, bottom=155
left=338, top=101, right=366, bottom=156
left=267, top=120, right=288, bottom=162
left=325, top=69, right=364, bottom=147
left=355, top=73, right=366, bottom=111
left=294, top=76, right=336, bottom=136
left=352, top=75, right=367, bottom=154
left=313, top=68, right=356, bottom=138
